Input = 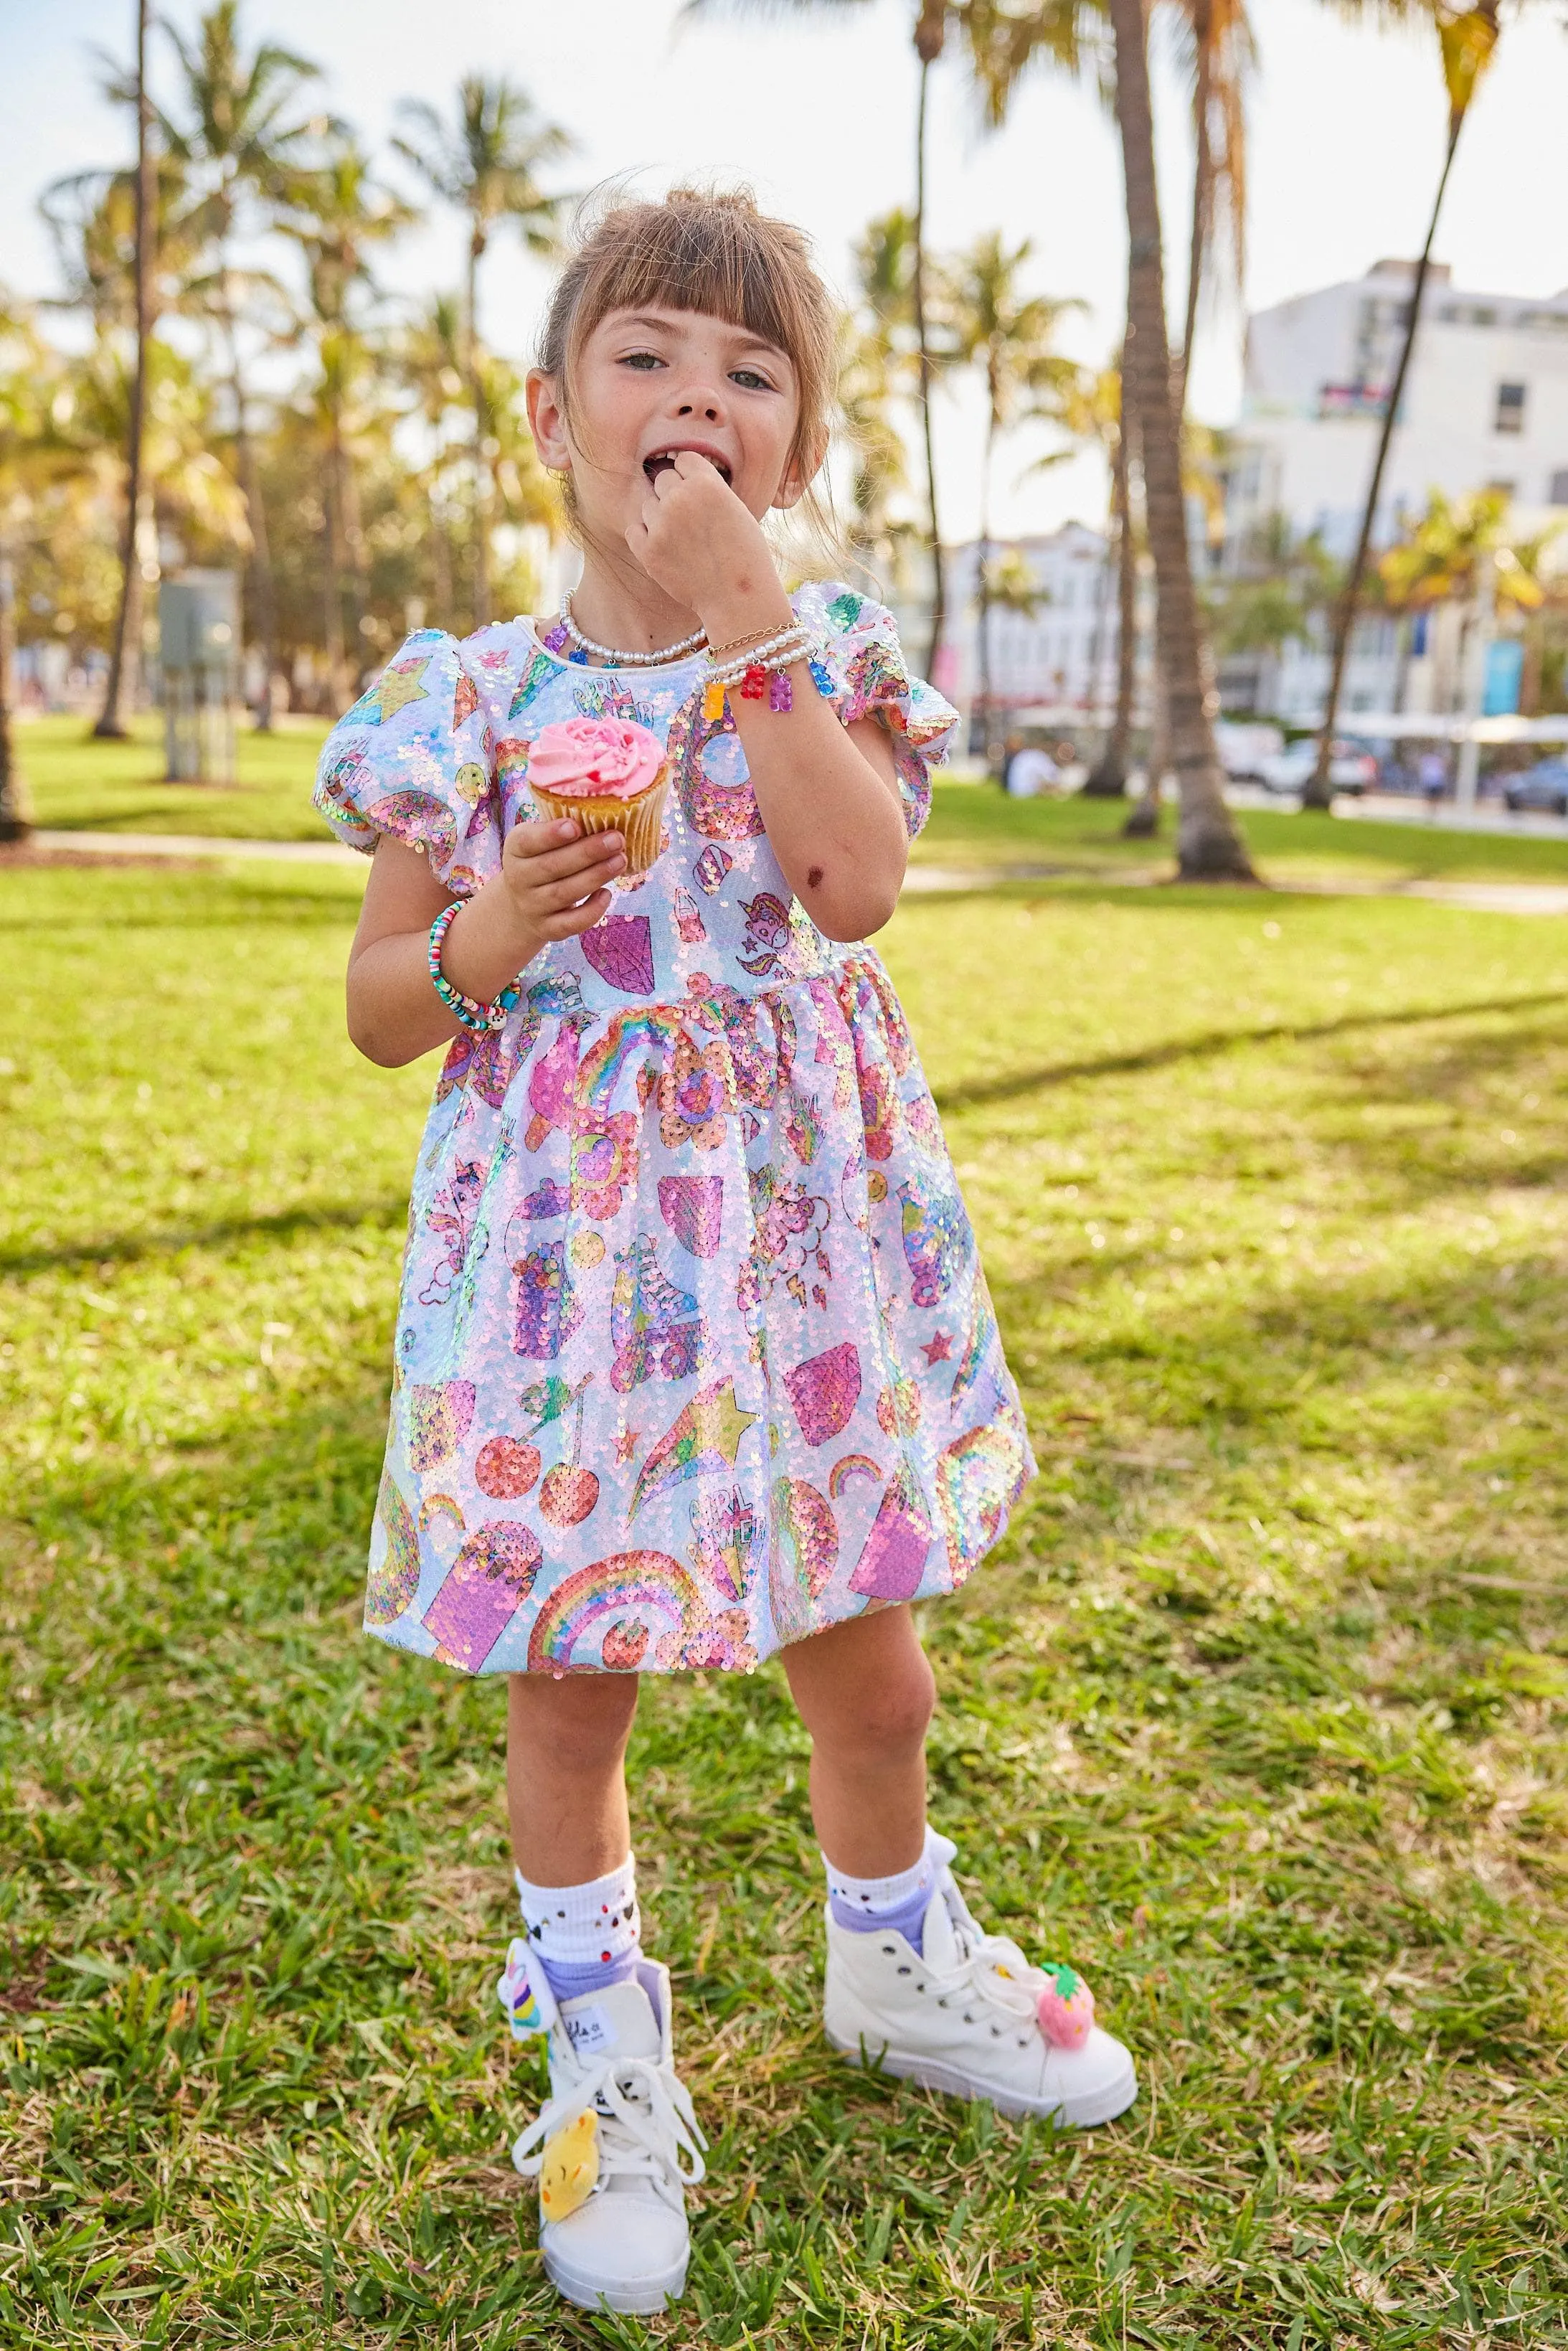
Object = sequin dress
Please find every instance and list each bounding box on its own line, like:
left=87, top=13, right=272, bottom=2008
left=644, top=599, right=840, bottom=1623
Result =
left=314, top=582, right=1035, bottom=1676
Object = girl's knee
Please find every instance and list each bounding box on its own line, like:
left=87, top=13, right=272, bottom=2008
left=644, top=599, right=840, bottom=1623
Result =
left=811, top=1644, right=935, bottom=1756
left=509, top=1670, right=639, bottom=1772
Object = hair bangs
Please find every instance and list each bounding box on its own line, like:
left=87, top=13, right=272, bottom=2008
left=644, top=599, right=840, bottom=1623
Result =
left=567, top=204, right=811, bottom=377
left=537, top=187, right=840, bottom=508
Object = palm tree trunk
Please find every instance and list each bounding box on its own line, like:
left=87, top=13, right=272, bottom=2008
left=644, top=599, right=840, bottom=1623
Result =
left=1107, top=0, right=1254, bottom=882
left=1306, top=121, right=1460, bottom=810
left=433, top=490, right=453, bottom=618
left=0, top=547, right=28, bottom=842
left=1085, top=385, right=1134, bottom=796
left=467, top=230, right=491, bottom=629
left=342, top=440, right=367, bottom=679
left=96, top=0, right=155, bottom=740
left=977, top=388, right=996, bottom=773
left=911, top=54, right=945, bottom=682
left=219, top=270, right=278, bottom=732
left=1178, top=0, right=1212, bottom=415
left=323, top=423, right=346, bottom=715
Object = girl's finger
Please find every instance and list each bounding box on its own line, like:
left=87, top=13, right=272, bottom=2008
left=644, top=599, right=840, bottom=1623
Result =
left=505, top=816, right=580, bottom=854
left=537, top=864, right=623, bottom=913
left=514, top=832, right=623, bottom=885
left=542, top=889, right=612, bottom=938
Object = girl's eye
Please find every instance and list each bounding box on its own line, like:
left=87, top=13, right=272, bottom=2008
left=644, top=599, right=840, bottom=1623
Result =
left=620, top=351, right=663, bottom=372
left=730, top=367, right=775, bottom=392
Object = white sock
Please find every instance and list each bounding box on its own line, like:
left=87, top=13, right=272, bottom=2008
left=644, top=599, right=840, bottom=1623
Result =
left=823, top=1825, right=952, bottom=1949
left=514, top=1855, right=641, bottom=1999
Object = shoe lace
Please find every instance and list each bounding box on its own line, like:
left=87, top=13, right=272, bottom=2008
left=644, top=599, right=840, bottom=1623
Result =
left=935, top=1888, right=1052, bottom=2029
left=511, top=2054, right=707, bottom=2202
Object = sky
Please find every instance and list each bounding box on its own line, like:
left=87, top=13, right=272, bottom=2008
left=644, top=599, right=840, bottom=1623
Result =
left=3, top=0, right=1566, bottom=545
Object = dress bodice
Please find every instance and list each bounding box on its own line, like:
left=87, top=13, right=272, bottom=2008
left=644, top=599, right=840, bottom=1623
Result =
left=314, top=582, right=957, bottom=1018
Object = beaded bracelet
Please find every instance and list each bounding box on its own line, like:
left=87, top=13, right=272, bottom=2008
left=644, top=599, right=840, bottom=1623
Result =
left=702, top=626, right=831, bottom=720
left=428, top=900, right=523, bottom=1035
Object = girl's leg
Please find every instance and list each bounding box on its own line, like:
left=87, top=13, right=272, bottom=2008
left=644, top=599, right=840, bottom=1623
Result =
left=506, top=1673, right=644, bottom=2000
left=782, top=1605, right=935, bottom=1877
left=506, top=1669, right=640, bottom=1885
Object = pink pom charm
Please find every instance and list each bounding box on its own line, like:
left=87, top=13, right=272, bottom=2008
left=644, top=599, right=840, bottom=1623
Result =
left=1036, top=1963, right=1095, bottom=2050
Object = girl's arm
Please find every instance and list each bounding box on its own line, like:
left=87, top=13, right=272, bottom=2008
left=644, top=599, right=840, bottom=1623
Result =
left=628, top=453, right=910, bottom=943
left=344, top=819, right=626, bottom=1068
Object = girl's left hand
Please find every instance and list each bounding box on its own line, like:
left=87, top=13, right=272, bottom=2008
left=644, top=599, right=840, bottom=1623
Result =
left=625, top=452, right=791, bottom=639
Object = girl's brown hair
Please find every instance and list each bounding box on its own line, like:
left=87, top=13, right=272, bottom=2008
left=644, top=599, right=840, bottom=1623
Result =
left=537, top=186, right=839, bottom=506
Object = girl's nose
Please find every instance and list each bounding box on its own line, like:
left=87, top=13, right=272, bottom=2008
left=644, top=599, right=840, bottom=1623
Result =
left=675, top=390, right=723, bottom=421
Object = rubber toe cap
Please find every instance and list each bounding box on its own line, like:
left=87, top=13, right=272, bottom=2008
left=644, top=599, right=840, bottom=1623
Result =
left=542, top=2192, right=689, bottom=2307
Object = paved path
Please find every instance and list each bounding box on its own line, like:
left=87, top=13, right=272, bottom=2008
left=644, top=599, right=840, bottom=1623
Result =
left=902, top=862, right=1568, bottom=916
left=30, top=828, right=362, bottom=865
left=24, top=829, right=1568, bottom=917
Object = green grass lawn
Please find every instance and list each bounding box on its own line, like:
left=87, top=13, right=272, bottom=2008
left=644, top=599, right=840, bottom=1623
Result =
left=4, top=864, right=1568, bottom=2346
left=918, top=781, right=1568, bottom=892
left=14, top=715, right=333, bottom=842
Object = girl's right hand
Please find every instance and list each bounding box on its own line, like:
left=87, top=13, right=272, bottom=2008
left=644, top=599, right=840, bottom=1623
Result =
left=501, top=817, right=626, bottom=953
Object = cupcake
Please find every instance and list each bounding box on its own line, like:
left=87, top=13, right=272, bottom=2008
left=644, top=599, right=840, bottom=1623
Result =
left=527, top=716, right=669, bottom=872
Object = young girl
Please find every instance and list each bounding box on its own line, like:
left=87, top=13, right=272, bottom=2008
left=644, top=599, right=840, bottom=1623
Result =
left=315, top=187, right=1135, bottom=2317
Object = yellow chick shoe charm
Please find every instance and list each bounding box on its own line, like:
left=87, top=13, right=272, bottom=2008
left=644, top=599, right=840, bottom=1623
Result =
left=538, top=2109, right=599, bottom=2223
left=510, top=1959, right=705, bottom=2315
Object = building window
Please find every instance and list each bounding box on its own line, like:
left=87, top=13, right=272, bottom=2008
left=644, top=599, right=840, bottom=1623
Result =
left=1549, top=470, right=1568, bottom=508
left=1495, top=381, right=1526, bottom=434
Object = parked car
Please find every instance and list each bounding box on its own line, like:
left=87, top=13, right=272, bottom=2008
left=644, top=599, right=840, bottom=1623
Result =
left=1256, top=738, right=1378, bottom=796
left=1214, top=720, right=1285, bottom=782
left=1503, top=760, right=1568, bottom=815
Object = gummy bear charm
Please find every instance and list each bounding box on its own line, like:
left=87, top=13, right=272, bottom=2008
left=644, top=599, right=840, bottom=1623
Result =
left=1036, top=1961, right=1095, bottom=2050
left=702, top=679, right=727, bottom=723
left=539, top=2108, right=600, bottom=2222
left=497, top=1937, right=559, bottom=2040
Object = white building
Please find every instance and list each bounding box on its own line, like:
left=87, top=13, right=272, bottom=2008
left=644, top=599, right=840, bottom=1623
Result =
left=1221, top=260, right=1568, bottom=720
left=942, top=523, right=1127, bottom=738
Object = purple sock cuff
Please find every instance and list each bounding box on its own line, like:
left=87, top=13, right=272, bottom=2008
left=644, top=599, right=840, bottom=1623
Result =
left=831, top=1885, right=929, bottom=1954
left=539, top=1947, right=642, bottom=2004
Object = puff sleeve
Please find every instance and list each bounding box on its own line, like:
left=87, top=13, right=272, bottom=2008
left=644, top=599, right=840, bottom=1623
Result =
left=312, top=628, right=504, bottom=895
left=792, top=581, right=959, bottom=840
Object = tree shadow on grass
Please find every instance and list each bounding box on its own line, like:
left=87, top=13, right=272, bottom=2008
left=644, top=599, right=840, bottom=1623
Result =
left=0, top=1197, right=408, bottom=1278
left=933, top=989, right=1568, bottom=1114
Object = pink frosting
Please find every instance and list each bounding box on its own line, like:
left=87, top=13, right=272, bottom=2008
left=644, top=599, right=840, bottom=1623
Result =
left=529, top=716, right=665, bottom=802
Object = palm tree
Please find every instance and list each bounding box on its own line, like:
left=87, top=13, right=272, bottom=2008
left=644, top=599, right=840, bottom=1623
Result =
left=1059, top=362, right=1135, bottom=796
left=1102, top=0, right=1253, bottom=877
left=397, top=292, right=468, bottom=618
left=276, top=145, right=412, bottom=708
left=159, top=1, right=329, bottom=730
left=942, top=232, right=1080, bottom=765
left=842, top=210, right=928, bottom=599
left=0, top=300, right=60, bottom=841
left=96, top=0, right=157, bottom=741
left=684, top=0, right=1003, bottom=677
left=394, top=78, right=570, bottom=628
left=1172, top=0, right=1252, bottom=410
left=1308, top=0, right=1501, bottom=806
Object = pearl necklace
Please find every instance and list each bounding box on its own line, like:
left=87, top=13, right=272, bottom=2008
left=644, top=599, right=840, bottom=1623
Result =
left=553, top=595, right=708, bottom=668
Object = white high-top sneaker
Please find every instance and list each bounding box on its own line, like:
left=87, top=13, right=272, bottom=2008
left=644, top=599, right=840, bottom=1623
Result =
left=823, top=1847, right=1138, bottom=2127
left=502, top=1948, right=705, bottom=2314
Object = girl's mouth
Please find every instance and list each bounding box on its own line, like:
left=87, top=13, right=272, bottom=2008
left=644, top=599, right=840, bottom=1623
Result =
left=643, top=450, right=733, bottom=486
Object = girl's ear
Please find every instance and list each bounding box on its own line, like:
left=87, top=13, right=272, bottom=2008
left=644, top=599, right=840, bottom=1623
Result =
left=526, top=369, right=571, bottom=474
left=771, top=432, right=828, bottom=515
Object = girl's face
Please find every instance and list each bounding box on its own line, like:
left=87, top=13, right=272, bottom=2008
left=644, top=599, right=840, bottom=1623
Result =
left=528, top=305, right=808, bottom=550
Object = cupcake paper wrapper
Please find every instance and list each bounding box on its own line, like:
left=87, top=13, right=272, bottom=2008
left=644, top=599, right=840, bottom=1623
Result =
left=531, top=767, right=669, bottom=873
